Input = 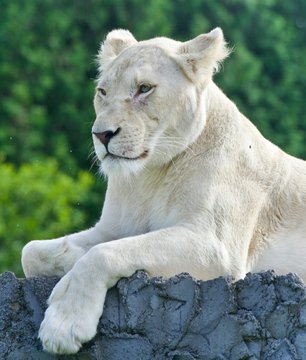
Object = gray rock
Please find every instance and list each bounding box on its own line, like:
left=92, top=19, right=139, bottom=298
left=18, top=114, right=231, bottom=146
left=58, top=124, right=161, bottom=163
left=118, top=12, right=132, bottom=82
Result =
left=0, top=270, right=306, bottom=359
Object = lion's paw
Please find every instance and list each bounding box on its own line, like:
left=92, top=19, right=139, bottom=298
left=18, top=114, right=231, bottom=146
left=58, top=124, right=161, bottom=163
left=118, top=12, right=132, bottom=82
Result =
left=38, top=272, right=106, bottom=354
left=39, top=301, right=98, bottom=354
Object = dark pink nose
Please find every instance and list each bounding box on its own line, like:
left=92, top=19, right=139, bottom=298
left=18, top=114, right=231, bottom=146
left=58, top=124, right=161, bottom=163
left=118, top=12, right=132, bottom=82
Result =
left=93, top=128, right=120, bottom=148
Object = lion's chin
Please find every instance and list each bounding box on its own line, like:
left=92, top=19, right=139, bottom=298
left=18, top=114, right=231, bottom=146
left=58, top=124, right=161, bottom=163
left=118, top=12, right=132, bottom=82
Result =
left=105, top=150, right=149, bottom=162
left=98, top=154, right=148, bottom=179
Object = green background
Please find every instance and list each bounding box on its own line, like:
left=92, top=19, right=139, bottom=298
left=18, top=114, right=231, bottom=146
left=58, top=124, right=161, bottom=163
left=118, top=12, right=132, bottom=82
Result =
left=1, top=0, right=305, bottom=276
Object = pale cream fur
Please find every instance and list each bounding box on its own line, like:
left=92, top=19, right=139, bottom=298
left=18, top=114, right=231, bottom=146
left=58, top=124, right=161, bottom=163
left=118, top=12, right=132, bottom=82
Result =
left=21, top=28, right=306, bottom=354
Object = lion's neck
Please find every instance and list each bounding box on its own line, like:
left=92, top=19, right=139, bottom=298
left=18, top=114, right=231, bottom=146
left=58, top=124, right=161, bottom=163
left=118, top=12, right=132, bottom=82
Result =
left=206, top=81, right=234, bottom=109
left=206, top=81, right=240, bottom=128
left=189, top=81, right=241, bottom=154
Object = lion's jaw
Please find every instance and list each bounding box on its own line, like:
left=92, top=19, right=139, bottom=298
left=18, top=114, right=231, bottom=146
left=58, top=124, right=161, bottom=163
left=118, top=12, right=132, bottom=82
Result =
left=92, top=29, right=229, bottom=178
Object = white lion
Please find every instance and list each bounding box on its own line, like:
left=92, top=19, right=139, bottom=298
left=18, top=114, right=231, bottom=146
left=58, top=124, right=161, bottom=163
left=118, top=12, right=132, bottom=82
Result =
left=21, top=28, right=306, bottom=354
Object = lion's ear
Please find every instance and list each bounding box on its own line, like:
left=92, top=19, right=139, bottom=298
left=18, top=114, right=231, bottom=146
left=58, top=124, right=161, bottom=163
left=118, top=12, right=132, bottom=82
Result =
left=177, top=28, right=230, bottom=82
left=98, top=29, right=137, bottom=71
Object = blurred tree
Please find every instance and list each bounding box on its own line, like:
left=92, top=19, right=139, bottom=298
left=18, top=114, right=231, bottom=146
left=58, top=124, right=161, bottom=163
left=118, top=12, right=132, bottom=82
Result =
left=0, top=0, right=97, bottom=170
left=0, top=159, right=105, bottom=276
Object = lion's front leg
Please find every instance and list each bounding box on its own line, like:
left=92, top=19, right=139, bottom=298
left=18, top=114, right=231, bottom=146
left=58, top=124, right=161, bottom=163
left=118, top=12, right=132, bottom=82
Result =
left=39, top=226, right=239, bottom=354
left=21, top=238, right=86, bottom=278
left=39, top=261, right=108, bottom=354
left=21, top=226, right=109, bottom=277
left=39, top=246, right=113, bottom=354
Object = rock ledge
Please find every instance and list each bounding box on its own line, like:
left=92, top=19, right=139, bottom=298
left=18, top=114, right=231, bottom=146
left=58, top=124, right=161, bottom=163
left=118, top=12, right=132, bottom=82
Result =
left=1, top=270, right=306, bottom=359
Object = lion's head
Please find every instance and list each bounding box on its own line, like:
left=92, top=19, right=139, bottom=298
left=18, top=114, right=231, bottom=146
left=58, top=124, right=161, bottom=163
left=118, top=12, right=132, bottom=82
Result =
left=92, top=29, right=229, bottom=177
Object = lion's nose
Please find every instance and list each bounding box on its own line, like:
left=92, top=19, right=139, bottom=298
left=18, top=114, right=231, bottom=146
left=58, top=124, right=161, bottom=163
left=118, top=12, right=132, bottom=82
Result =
left=93, top=128, right=120, bottom=148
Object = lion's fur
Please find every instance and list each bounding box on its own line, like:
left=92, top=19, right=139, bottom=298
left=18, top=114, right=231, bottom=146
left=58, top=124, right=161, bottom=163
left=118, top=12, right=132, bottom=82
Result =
left=22, top=28, right=306, bottom=354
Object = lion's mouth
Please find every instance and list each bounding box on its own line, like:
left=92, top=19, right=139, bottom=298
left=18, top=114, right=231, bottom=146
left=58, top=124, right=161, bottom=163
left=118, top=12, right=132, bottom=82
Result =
left=105, top=150, right=149, bottom=161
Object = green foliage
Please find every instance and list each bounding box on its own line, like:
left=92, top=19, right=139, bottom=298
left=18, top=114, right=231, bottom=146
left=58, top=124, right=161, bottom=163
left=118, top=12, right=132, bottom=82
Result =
left=0, top=0, right=305, bottom=273
left=0, top=159, right=103, bottom=276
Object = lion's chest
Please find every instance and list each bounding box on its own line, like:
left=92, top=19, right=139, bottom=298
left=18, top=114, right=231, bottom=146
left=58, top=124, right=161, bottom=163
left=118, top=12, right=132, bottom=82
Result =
left=148, top=200, right=181, bottom=231
left=112, top=179, right=182, bottom=237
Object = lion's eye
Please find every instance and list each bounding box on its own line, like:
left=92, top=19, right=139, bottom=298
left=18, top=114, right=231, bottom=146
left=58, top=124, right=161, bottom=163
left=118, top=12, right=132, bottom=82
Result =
left=97, top=88, right=106, bottom=96
left=139, top=84, right=152, bottom=94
